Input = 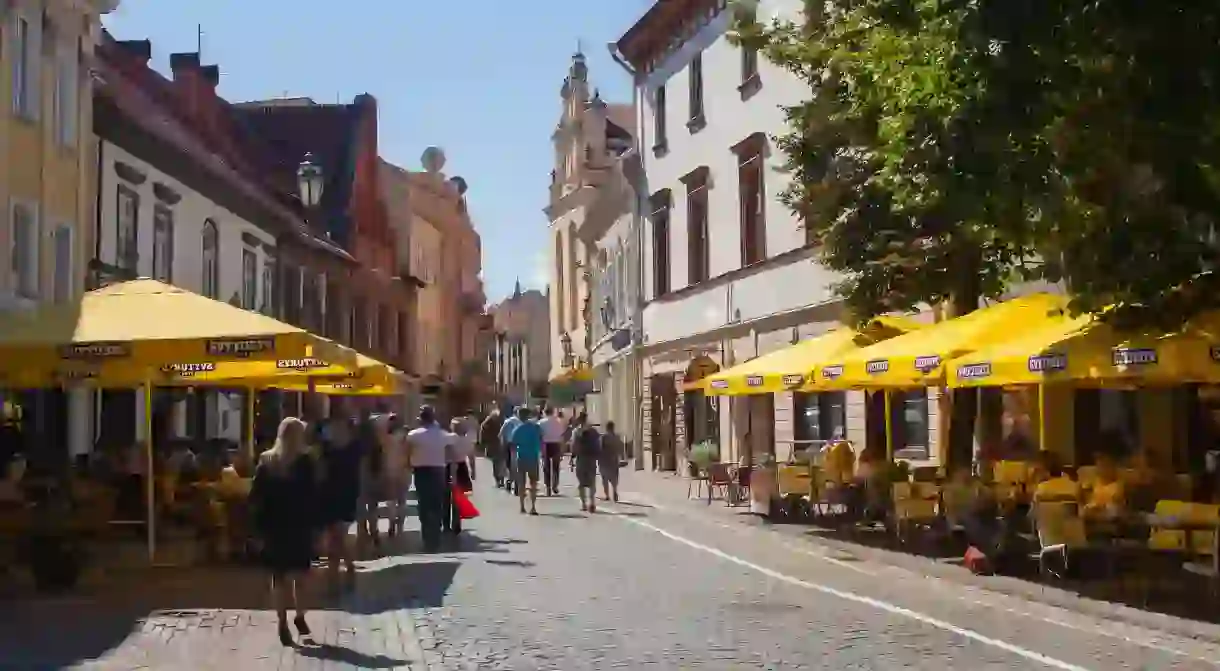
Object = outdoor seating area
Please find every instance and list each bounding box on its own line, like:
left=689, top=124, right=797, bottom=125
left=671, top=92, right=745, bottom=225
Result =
left=0, top=279, right=405, bottom=594
left=689, top=292, right=1220, bottom=618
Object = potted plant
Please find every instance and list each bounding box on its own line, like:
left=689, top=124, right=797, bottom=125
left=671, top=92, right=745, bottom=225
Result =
left=19, top=482, right=84, bottom=593
left=687, top=441, right=719, bottom=476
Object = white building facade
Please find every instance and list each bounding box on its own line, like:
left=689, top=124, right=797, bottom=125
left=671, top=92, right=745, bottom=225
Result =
left=615, top=0, right=947, bottom=471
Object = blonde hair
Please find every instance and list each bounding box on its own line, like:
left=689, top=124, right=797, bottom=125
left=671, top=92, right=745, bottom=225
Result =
left=261, top=417, right=307, bottom=471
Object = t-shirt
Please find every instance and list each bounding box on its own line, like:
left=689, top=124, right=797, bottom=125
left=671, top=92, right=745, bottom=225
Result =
left=499, top=416, right=523, bottom=445
left=449, top=433, right=476, bottom=463
left=539, top=416, right=567, bottom=444
left=511, top=421, right=544, bottom=463
left=407, top=424, right=455, bottom=468
left=1034, top=476, right=1081, bottom=501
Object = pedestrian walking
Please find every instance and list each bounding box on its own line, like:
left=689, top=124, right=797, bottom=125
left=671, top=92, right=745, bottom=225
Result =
left=599, top=420, right=623, bottom=502
left=573, top=419, right=601, bottom=513
left=380, top=414, right=412, bottom=538
left=538, top=407, right=566, bottom=495
left=316, top=417, right=361, bottom=593
left=406, top=406, right=454, bottom=551
left=568, top=411, right=587, bottom=472
left=479, top=410, right=505, bottom=488
left=444, top=417, right=477, bottom=534
left=509, top=407, right=542, bottom=515
left=249, top=417, right=317, bottom=646
left=356, top=416, right=385, bottom=550
left=498, top=407, right=523, bottom=495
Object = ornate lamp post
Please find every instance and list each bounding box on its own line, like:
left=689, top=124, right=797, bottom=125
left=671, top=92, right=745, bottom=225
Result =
left=560, top=331, right=574, bottom=369
left=297, top=152, right=324, bottom=209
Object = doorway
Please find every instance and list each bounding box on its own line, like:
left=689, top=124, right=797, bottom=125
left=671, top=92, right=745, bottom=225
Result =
left=650, top=374, right=677, bottom=471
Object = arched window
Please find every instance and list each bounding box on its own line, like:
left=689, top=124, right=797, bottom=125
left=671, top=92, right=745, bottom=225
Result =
left=201, top=219, right=219, bottom=298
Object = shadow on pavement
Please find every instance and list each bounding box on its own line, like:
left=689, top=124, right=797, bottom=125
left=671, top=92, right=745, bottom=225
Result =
left=483, top=558, right=536, bottom=568
left=297, top=642, right=407, bottom=668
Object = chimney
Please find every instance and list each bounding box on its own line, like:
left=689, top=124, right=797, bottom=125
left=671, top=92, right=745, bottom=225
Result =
left=168, top=51, right=200, bottom=80
left=115, top=39, right=152, bottom=66
left=199, top=64, right=220, bottom=90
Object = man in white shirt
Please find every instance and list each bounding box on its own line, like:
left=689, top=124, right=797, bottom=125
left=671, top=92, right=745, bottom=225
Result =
left=538, top=407, right=567, bottom=496
left=406, top=405, right=455, bottom=551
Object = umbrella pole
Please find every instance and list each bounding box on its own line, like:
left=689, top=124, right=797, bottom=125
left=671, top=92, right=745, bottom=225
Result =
left=143, top=381, right=155, bottom=563
left=883, top=390, right=894, bottom=461
left=245, top=386, right=255, bottom=463
left=1037, top=383, right=1047, bottom=453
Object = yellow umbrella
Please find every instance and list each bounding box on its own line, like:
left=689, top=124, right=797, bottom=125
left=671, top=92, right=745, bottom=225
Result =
left=275, top=379, right=402, bottom=396
left=0, top=279, right=354, bottom=387
left=947, top=310, right=1220, bottom=388
left=703, top=316, right=922, bottom=396
left=816, top=293, right=1070, bottom=390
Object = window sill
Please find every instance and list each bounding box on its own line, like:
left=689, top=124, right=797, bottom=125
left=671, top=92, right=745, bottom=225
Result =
left=738, top=74, right=762, bottom=101
left=652, top=142, right=669, bottom=158
left=686, top=114, right=707, bottom=134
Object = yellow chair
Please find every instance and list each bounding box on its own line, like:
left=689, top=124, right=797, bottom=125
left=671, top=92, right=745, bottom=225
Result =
left=891, top=481, right=940, bottom=545
left=1033, top=500, right=1088, bottom=580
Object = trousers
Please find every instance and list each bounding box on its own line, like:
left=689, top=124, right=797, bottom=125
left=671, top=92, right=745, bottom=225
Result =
left=412, top=466, right=446, bottom=549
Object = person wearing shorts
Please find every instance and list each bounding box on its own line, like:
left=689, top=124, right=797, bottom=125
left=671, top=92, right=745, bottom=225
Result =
left=498, top=408, right=522, bottom=495
left=510, top=407, right=543, bottom=515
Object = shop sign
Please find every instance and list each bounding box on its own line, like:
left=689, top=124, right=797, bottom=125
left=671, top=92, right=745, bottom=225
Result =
left=782, top=373, right=805, bottom=388
left=59, top=342, right=130, bottom=359
left=160, top=362, right=216, bottom=378
left=821, top=364, right=844, bottom=380
left=1027, top=353, right=1067, bottom=372
left=1112, top=347, right=1157, bottom=367
left=957, top=362, right=992, bottom=379
left=745, top=375, right=764, bottom=387
left=865, top=359, right=890, bottom=374
left=277, top=358, right=327, bottom=371
left=914, top=355, right=940, bottom=372
left=708, top=379, right=729, bottom=390
left=206, top=337, right=276, bottom=358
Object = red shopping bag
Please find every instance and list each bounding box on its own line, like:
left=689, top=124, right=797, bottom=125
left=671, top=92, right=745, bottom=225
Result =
left=453, top=486, right=480, bottom=520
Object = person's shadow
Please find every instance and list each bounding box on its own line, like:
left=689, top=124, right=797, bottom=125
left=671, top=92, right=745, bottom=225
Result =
left=296, top=642, right=408, bottom=668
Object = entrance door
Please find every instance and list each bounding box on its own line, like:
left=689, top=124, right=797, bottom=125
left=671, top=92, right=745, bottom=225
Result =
left=650, top=374, right=677, bottom=471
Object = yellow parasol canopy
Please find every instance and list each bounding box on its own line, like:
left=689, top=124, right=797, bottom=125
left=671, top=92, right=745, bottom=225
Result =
left=816, top=293, right=1070, bottom=390
left=218, top=351, right=402, bottom=390
left=0, top=278, right=355, bottom=388
left=947, top=309, right=1220, bottom=388
left=702, top=316, right=923, bottom=396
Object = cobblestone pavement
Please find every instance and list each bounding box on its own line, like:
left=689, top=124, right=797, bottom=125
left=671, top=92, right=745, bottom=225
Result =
left=4, top=466, right=1220, bottom=669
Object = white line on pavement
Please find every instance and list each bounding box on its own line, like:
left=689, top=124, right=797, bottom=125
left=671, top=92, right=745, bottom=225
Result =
left=608, top=511, right=1090, bottom=671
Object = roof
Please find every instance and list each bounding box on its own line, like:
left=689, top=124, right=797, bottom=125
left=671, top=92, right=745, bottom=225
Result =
left=231, top=99, right=366, bottom=245
left=615, top=0, right=721, bottom=72
left=94, top=33, right=353, bottom=263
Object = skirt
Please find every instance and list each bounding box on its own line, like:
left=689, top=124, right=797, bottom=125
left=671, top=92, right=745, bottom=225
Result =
left=576, top=460, right=598, bottom=489
left=260, top=532, right=315, bottom=576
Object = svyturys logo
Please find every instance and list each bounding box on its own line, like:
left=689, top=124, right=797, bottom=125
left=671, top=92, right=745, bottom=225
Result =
left=1112, top=347, right=1157, bottom=366
left=709, top=379, right=729, bottom=390
left=865, top=359, right=890, bottom=374
left=957, top=362, right=992, bottom=379
left=745, top=375, right=765, bottom=387
left=914, top=355, right=940, bottom=372
left=821, top=365, right=844, bottom=379
left=59, top=342, right=129, bottom=359
left=1027, top=353, right=1067, bottom=372
left=277, top=358, right=327, bottom=370
left=206, top=337, right=275, bottom=358
left=782, top=373, right=805, bottom=388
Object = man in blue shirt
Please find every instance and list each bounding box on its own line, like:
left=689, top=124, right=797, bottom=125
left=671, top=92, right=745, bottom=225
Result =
left=510, top=407, right=544, bottom=515
left=498, top=407, right=523, bottom=494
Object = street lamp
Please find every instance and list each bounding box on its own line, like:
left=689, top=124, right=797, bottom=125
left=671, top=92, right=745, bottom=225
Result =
left=297, top=152, right=324, bottom=208
left=559, top=331, right=574, bottom=369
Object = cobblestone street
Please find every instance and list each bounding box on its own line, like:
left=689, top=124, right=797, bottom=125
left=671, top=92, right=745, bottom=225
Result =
left=5, top=469, right=1220, bottom=669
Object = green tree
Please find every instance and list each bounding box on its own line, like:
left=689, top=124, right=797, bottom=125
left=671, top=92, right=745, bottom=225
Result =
left=733, top=0, right=1055, bottom=468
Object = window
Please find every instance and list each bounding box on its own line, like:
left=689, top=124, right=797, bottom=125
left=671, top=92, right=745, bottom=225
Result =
left=53, top=42, right=78, bottom=146
left=152, top=206, right=173, bottom=283
left=687, top=53, right=705, bottom=130
left=891, top=389, right=931, bottom=460
left=684, top=169, right=710, bottom=284
left=567, top=228, right=578, bottom=332
left=10, top=201, right=37, bottom=299
left=650, top=191, right=671, bottom=297
left=241, top=247, right=257, bottom=310
left=737, top=135, right=767, bottom=266
left=795, top=391, right=847, bottom=446
left=51, top=224, right=72, bottom=303
left=261, top=255, right=276, bottom=315
left=554, top=233, right=565, bottom=331
left=1074, top=389, right=1139, bottom=463
left=741, top=43, right=759, bottom=84
left=653, top=85, right=668, bottom=152
left=11, top=15, right=35, bottom=120
left=116, top=186, right=139, bottom=272
left=201, top=219, right=219, bottom=299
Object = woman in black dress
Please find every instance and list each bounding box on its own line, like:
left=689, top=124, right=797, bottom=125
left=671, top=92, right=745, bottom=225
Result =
left=317, top=417, right=362, bottom=592
left=249, top=417, right=317, bottom=646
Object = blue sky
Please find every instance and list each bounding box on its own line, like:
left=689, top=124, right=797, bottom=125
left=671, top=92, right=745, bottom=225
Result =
left=103, top=0, right=653, bottom=303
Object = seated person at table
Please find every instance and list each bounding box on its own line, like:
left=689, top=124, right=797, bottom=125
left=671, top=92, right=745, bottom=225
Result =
left=821, top=438, right=856, bottom=485
left=1032, top=451, right=1080, bottom=502
left=1082, top=453, right=1125, bottom=519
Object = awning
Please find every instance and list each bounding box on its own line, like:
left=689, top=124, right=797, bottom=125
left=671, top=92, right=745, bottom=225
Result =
left=947, top=309, right=1220, bottom=388
left=549, top=365, right=594, bottom=384
left=0, top=278, right=356, bottom=388
left=816, top=293, right=1069, bottom=390
left=702, top=315, right=923, bottom=396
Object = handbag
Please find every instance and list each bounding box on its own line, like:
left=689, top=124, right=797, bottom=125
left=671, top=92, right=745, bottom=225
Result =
left=452, top=486, right=479, bottom=520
